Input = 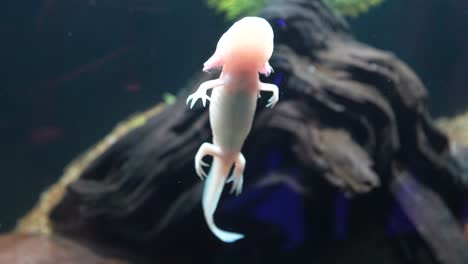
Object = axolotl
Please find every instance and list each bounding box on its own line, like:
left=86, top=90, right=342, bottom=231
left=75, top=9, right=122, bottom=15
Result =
left=186, top=16, right=279, bottom=243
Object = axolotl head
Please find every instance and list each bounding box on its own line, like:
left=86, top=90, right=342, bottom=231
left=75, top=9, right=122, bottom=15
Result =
left=203, top=17, right=274, bottom=74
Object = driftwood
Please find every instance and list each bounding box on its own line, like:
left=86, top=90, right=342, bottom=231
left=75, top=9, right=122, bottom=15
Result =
left=0, top=233, right=139, bottom=264
left=24, top=0, right=467, bottom=263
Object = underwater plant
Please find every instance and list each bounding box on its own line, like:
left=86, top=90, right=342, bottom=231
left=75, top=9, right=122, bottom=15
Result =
left=206, top=0, right=269, bottom=20
left=326, top=0, right=383, bottom=17
left=206, top=0, right=384, bottom=19
left=162, top=92, right=177, bottom=105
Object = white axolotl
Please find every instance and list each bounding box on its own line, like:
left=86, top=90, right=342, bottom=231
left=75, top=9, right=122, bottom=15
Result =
left=186, top=16, right=279, bottom=243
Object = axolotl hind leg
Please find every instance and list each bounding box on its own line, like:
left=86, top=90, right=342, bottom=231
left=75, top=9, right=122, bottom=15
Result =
left=227, top=152, right=245, bottom=196
left=194, top=142, right=223, bottom=180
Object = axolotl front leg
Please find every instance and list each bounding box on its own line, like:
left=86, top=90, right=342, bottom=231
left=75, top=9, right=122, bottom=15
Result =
left=186, top=78, right=225, bottom=109
left=259, top=82, right=279, bottom=108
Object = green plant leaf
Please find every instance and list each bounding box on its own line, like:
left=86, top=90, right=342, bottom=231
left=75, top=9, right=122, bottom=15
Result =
left=205, top=0, right=384, bottom=20
left=325, top=0, right=384, bottom=17
left=206, top=0, right=269, bottom=20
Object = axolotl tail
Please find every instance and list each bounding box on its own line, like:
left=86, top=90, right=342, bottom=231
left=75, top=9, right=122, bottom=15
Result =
left=202, top=156, right=244, bottom=243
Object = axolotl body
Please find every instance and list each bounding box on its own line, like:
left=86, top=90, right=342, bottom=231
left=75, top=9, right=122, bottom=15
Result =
left=186, top=16, right=279, bottom=243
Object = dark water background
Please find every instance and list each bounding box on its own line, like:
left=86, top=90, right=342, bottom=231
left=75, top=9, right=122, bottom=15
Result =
left=0, top=0, right=467, bottom=231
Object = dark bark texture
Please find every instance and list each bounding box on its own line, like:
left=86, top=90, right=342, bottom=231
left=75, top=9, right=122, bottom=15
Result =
left=43, top=0, right=468, bottom=263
